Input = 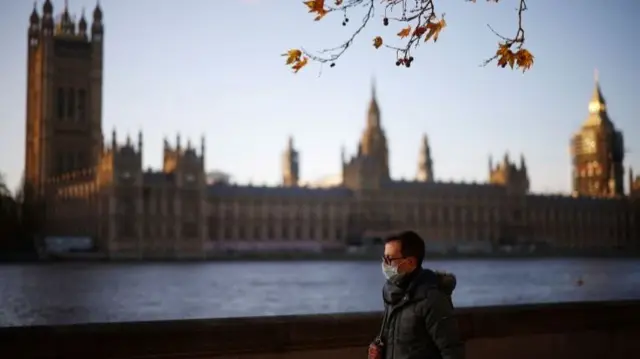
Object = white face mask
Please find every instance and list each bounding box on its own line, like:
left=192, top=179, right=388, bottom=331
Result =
left=381, top=262, right=405, bottom=282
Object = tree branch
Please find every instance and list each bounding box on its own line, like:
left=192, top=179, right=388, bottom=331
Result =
left=288, top=0, right=533, bottom=73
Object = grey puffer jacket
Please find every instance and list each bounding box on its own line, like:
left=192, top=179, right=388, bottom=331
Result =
left=378, top=268, right=465, bottom=359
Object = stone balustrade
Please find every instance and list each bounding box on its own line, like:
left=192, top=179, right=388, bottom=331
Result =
left=1, top=300, right=639, bottom=359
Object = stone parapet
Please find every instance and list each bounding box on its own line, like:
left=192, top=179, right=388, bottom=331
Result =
left=0, top=300, right=639, bottom=359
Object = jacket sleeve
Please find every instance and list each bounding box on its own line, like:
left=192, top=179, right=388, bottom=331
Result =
left=423, top=290, right=465, bottom=359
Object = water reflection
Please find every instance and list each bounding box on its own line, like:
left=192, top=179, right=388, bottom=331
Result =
left=1, top=258, right=639, bottom=327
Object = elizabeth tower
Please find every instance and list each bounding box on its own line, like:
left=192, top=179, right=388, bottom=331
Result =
left=570, top=72, right=625, bottom=198
left=25, top=1, right=104, bottom=195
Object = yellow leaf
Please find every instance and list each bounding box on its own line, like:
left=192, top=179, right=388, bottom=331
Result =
left=373, top=36, right=383, bottom=49
left=292, top=57, right=309, bottom=73
left=397, top=26, right=412, bottom=39
left=282, top=49, right=302, bottom=65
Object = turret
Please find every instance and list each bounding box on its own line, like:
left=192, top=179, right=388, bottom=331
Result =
left=29, top=4, right=40, bottom=27
left=42, top=0, right=54, bottom=34
left=28, top=4, right=40, bottom=46
left=91, top=1, right=103, bottom=41
left=489, top=152, right=529, bottom=194
left=417, top=133, right=434, bottom=182
left=488, top=154, right=493, bottom=173
left=58, top=1, right=76, bottom=35
left=282, top=135, right=300, bottom=187
left=78, top=8, right=88, bottom=37
left=367, top=77, right=381, bottom=129
left=503, top=152, right=510, bottom=166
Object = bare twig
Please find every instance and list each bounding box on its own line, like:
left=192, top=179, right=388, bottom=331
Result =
left=481, top=0, right=528, bottom=66
left=302, top=0, right=376, bottom=64
left=294, top=0, right=530, bottom=71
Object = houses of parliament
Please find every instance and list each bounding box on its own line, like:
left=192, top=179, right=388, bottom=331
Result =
left=24, top=1, right=640, bottom=258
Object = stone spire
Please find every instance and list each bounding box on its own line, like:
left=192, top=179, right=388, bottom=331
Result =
left=282, top=135, right=299, bottom=187
left=585, top=69, right=613, bottom=128
left=417, top=133, right=434, bottom=182
left=589, top=68, right=607, bottom=112
left=367, top=76, right=380, bottom=128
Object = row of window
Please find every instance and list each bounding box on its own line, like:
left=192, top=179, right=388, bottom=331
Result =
left=56, top=87, right=87, bottom=121
left=111, top=199, right=632, bottom=225
left=209, top=226, right=343, bottom=241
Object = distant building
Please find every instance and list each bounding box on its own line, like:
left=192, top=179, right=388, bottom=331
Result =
left=206, top=171, right=232, bottom=185
left=300, top=174, right=342, bottom=188
left=416, top=134, right=434, bottom=182
left=24, top=3, right=640, bottom=259
left=570, top=71, right=625, bottom=198
left=281, top=136, right=300, bottom=187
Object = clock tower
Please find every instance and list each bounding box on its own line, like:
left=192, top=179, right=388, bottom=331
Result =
left=570, top=71, right=625, bottom=198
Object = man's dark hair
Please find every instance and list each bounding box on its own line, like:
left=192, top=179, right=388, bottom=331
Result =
left=384, top=230, right=425, bottom=264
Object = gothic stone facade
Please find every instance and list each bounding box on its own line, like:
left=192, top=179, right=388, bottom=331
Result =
left=26, top=2, right=640, bottom=259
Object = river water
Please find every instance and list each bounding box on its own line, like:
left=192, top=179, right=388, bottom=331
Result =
left=1, top=258, right=640, bottom=327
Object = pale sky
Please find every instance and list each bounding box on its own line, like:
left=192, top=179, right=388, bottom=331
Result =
left=1, top=0, right=639, bottom=193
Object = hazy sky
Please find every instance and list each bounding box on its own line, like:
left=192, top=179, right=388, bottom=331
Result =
left=1, top=0, right=639, bottom=193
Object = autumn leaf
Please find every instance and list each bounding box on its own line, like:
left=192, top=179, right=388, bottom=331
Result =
left=334, top=0, right=343, bottom=5
left=304, top=0, right=328, bottom=21
left=304, top=0, right=324, bottom=12
left=413, top=26, right=427, bottom=38
left=514, top=48, right=534, bottom=72
left=496, top=43, right=515, bottom=69
left=424, top=17, right=447, bottom=42
left=397, top=26, right=411, bottom=39
left=282, top=49, right=303, bottom=65
left=373, top=36, right=383, bottom=49
left=292, top=57, right=309, bottom=73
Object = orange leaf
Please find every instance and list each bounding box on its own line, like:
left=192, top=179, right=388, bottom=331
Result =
left=424, top=17, right=446, bottom=42
left=292, top=57, right=309, bottom=73
left=304, top=0, right=324, bottom=11
left=496, top=44, right=514, bottom=69
left=373, top=36, right=383, bottom=49
left=413, top=26, right=427, bottom=37
left=304, top=0, right=328, bottom=21
left=397, top=26, right=411, bottom=39
left=514, top=48, right=535, bottom=72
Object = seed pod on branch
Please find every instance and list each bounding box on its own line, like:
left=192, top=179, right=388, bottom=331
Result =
left=283, top=0, right=534, bottom=74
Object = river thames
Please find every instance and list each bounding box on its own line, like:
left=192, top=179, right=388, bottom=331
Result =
left=1, top=258, right=640, bottom=327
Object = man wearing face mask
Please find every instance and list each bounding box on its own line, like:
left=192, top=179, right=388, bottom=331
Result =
left=368, top=230, right=465, bottom=359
